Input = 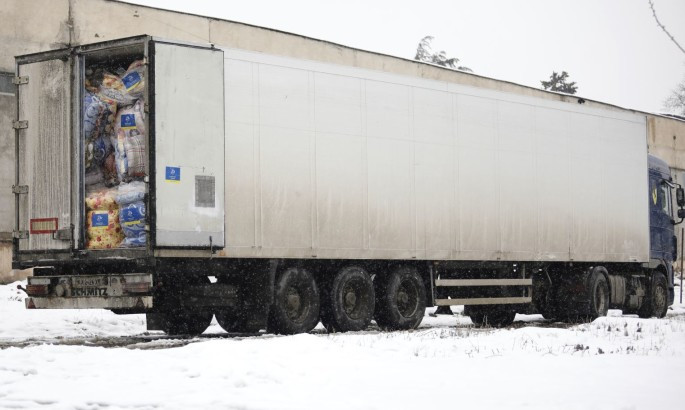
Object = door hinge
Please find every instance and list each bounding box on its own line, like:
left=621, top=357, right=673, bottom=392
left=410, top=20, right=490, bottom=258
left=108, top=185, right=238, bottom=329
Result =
left=12, top=76, right=28, bottom=85
left=13, top=120, right=28, bottom=129
left=12, top=230, right=29, bottom=240
left=12, top=185, right=28, bottom=195
left=53, top=228, right=72, bottom=241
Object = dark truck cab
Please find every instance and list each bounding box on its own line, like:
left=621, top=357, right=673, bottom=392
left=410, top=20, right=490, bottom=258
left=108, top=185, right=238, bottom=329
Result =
left=648, top=154, right=683, bottom=306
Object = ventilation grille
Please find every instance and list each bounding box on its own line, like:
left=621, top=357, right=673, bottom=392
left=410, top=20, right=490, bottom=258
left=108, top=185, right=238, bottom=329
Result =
left=195, top=175, right=215, bottom=208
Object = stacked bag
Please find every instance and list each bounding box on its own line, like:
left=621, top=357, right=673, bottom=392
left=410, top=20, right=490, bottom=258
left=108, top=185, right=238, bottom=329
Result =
left=116, top=181, right=147, bottom=247
left=85, top=189, right=124, bottom=249
left=83, top=59, right=148, bottom=249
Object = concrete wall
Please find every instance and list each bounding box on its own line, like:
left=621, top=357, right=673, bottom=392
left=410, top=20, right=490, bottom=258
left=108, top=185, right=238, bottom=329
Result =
left=648, top=115, right=685, bottom=173
left=1, top=0, right=684, bottom=279
left=0, top=243, right=31, bottom=285
left=0, top=77, right=15, bottom=282
left=69, top=0, right=627, bottom=113
left=0, top=0, right=70, bottom=72
left=0, top=0, right=70, bottom=282
left=0, top=93, right=13, bottom=233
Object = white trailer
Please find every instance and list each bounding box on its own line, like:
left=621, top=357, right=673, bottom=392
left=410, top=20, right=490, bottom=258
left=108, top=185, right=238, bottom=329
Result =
left=14, top=36, right=679, bottom=334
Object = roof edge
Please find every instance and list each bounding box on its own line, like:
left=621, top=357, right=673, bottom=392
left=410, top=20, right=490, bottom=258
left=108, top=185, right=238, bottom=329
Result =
left=108, top=1, right=683, bottom=123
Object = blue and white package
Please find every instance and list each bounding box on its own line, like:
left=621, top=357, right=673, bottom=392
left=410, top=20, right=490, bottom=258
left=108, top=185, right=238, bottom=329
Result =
left=83, top=92, right=103, bottom=140
left=91, top=136, right=111, bottom=166
left=116, top=181, right=147, bottom=205
left=83, top=91, right=116, bottom=140
left=121, top=232, right=147, bottom=247
left=119, top=201, right=146, bottom=247
left=121, top=60, right=145, bottom=99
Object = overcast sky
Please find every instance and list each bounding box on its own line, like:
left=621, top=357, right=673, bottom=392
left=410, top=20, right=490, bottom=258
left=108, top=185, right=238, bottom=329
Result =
left=126, top=0, right=685, bottom=114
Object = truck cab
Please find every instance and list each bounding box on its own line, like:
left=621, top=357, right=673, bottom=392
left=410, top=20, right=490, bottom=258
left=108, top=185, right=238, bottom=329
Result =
left=648, top=154, right=680, bottom=305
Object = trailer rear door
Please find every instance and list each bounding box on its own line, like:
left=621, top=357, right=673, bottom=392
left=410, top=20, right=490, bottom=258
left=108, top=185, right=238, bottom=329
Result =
left=151, top=41, right=225, bottom=248
left=15, top=51, right=74, bottom=251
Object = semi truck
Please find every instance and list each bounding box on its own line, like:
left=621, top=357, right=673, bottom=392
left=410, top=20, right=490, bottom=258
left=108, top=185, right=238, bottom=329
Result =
left=12, top=35, right=683, bottom=335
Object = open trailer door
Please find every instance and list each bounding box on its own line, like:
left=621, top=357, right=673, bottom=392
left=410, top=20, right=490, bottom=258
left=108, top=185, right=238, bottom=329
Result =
left=15, top=50, right=75, bottom=252
left=150, top=40, right=225, bottom=249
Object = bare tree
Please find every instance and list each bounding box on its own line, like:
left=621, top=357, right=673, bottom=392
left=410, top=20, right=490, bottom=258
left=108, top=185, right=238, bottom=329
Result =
left=648, top=0, right=685, bottom=55
left=649, top=1, right=685, bottom=115
left=664, top=77, right=685, bottom=116
left=414, top=36, right=472, bottom=72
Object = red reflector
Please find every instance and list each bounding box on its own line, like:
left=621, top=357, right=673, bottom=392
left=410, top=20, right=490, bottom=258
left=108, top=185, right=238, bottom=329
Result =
left=26, top=298, right=36, bottom=309
left=26, top=284, right=49, bottom=296
left=30, top=218, right=58, bottom=234
left=123, top=282, right=151, bottom=294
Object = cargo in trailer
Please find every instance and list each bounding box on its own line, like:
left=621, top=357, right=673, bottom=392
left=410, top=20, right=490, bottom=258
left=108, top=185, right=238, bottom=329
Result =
left=13, top=36, right=685, bottom=335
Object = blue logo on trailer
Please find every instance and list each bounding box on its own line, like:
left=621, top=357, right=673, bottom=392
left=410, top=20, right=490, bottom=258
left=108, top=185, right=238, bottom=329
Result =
left=120, top=113, right=136, bottom=130
left=165, top=166, right=181, bottom=183
left=122, top=71, right=141, bottom=90
left=92, top=213, right=108, bottom=227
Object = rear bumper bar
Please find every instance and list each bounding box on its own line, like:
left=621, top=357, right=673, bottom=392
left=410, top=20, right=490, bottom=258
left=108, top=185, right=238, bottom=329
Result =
left=24, top=273, right=153, bottom=310
left=26, top=296, right=153, bottom=309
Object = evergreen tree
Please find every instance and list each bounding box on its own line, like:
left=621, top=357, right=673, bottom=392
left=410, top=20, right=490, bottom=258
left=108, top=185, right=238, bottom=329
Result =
left=414, top=36, right=472, bottom=72
left=541, top=71, right=578, bottom=94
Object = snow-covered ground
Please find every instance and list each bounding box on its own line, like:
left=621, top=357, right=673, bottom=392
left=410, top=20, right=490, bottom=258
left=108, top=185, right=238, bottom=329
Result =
left=1, top=281, right=684, bottom=410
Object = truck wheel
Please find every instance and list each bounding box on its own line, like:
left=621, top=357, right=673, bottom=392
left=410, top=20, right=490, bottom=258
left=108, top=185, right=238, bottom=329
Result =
left=321, top=266, right=375, bottom=332
left=554, top=268, right=608, bottom=322
left=158, top=275, right=213, bottom=336
left=587, top=269, right=610, bottom=319
left=161, top=309, right=213, bottom=336
left=267, top=268, right=320, bottom=335
left=638, top=272, right=669, bottom=319
left=374, top=267, right=426, bottom=330
left=465, top=305, right=516, bottom=328
left=216, top=310, right=263, bottom=333
left=532, top=274, right=557, bottom=320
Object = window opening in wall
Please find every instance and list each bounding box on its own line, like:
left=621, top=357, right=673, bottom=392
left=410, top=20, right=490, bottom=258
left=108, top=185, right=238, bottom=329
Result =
left=0, top=72, right=14, bottom=95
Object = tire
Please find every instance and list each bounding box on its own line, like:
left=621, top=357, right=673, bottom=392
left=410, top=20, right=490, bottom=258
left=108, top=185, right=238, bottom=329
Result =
left=215, top=275, right=264, bottom=334
left=586, top=268, right=610, bottom=319
left=158, top=275, right=213, bottom=336
left=532, top=273, right=557, bottom=320
left=161, top=309, right=213, bottom=336
left=638, top=272, right=669, bottom=319
left=267, top=267, right=320, bottom=335
left=554, top=267, right=609, bottom=322
left=320, top=266, right=375, bottom=332
left=465, top=305, right=516, bottom=328
left=374, top=267, right=426, bottom=330
left=215, top=309, right=263, bottom=333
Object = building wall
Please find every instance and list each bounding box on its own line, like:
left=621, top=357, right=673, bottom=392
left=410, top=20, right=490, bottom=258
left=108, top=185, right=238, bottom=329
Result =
left=0, top=92, right=14, bottom=234
left=648, top=115, right=685, bottom=173
left=0, top=0, right=684, bottom=278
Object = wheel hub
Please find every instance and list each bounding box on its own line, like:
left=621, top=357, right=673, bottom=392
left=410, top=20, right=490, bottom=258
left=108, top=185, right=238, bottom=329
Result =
left=285, top=286, right=305, bottom=322
left=344, top=291, right=357, bottom=309
left=654, top=285, right=667, bottom=314
left=396, top=280, right=418, bottom=318
left=342, top=280, right=367, bottom=320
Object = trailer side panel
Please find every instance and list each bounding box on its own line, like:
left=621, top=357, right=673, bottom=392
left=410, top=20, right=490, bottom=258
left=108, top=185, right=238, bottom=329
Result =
left=221, top=49, right=649, bottom=263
